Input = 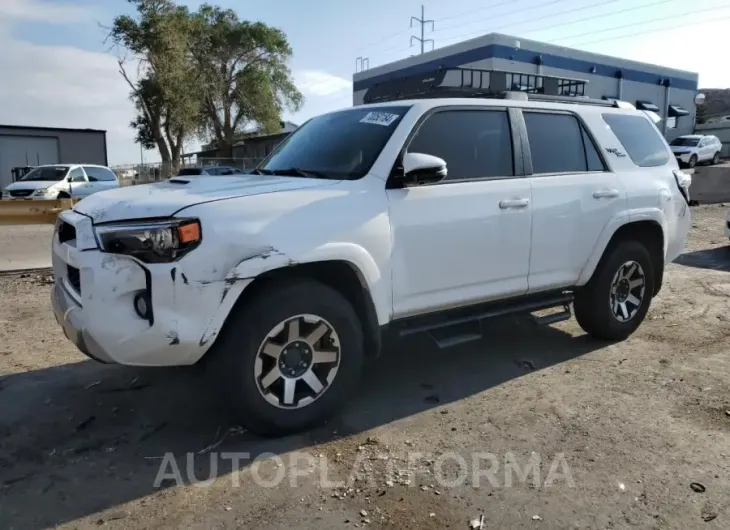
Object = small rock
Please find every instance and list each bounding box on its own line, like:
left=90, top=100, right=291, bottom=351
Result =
left=363, top=518, right=370, bottom=524
left=619, top=483, right=626, bottom=492
left=532, top=514, right=542, bottom=521
left=224, top=506, right=232, bottom=511
left=725, top=410, right=730, bottom=417
left=360, top=510, right=368, bottom=517
left=429, top=512, right=436, bottom=517
left=405, top=440, right=413, bottom=446
left=385, top=480, right=394, bottom=487
left=470, top=515, right=485, bottom=529
left=690, top=482, right=706, bottom=493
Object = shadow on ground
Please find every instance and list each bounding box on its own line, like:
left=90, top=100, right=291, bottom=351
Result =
left=674, top=246, right=730, bottom=272
left=0, top=317, right=602, bottom=528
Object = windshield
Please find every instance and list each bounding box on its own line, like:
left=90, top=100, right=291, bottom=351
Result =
left=259, top=105, right=412, bottom=178
left=670, top=137, right=699, bottom=147
left=19, top=166, right=68, bottom=182
left=177, top=168, right=204, bottom=176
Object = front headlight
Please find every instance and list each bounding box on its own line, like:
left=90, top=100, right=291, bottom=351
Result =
left=31, top=188, right=50, bottom=196
left=95, top=219, right=202, bottom=263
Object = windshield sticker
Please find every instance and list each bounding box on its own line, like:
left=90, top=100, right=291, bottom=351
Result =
left=360, top=111, right=400, bottom=127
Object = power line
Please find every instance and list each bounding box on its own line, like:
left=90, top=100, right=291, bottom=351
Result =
left=437, top=0, right=521, bottom=25
left=438, top=0, right=673, bottom=44
left=549, top=4, right=729, bottom=43
left=433, top=0, right=563, bottom=34
left=566, top=13, right=730, bottom=48
left=410, top=5, right=435, bottom=54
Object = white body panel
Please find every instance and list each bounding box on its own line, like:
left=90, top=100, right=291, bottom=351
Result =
left=49, top=97, right=691, bottom=366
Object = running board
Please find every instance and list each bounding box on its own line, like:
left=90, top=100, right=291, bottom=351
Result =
left=394, top=290, right=575, bottom=347
left=531, top=305, right=572, bottom=326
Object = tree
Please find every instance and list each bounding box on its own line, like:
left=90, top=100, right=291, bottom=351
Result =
left=191, top=5, right=303, bottom=158
left=109, top=0, right=200, bottom=174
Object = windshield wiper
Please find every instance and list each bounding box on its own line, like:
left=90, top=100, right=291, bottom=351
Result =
left=261, top=168, right=337, bottom=179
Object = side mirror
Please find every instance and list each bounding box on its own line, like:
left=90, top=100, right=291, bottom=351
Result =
left=402, top=152, right=447, bottom=185
left=66, top=176, right=73, bottom=182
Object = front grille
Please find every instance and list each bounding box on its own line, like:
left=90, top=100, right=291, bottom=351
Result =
left=57, top=221, right=76, bottom=244
left=9, top=190, right=33, bottom=198
left=67, top=265, right=81, bottom=294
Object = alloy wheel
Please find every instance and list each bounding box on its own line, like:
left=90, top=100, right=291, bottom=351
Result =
left=609, top=261, right=646, bottom=322
left=254, top=314, right=340, bottom=409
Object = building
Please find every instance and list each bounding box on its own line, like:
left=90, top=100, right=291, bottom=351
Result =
left=0, top=125, right=108, bottom=189
left=353, top=33, right=698, bottom=139
left=191, top=121, right=298, bottom=167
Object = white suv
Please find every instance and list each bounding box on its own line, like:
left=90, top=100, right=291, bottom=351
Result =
left=49, top=86, right=691, bottom=435
left=670, top=134, right=723, bottom=168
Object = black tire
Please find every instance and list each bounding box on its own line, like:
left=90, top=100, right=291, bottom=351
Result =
left=574, top=240, right=655, bottom=341
left=712, top=152, right=721, bottom=165
left=57, top=191, right=71, bottom=199
left=210, top=279, right=364, bottom=436
left=688, top=154, right=698, bottom=168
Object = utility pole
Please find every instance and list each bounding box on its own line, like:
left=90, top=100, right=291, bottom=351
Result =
left=410, top=5, right=434, bottom=54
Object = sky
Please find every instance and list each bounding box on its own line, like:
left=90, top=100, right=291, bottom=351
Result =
left=1, top=0, right=729, bottom=165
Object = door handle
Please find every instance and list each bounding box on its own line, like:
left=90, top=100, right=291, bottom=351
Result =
left=499, top=198, right=529, bottom=209
left=592, top=189, right=619, bottom=199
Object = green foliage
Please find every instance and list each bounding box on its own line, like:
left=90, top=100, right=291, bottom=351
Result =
left=190, top=5, right=304, bottom=156
left=110, top=0, right=303, bottom=162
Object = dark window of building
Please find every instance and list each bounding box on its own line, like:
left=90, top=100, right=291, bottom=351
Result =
left=524, top=112, right=595, bottom=174
left=406, top=110, right=514, bottom=180
left=602, top=113, right=670, bottom=167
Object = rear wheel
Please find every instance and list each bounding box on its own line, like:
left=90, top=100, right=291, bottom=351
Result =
left=210, top=279, right=364, bottom=436
left=574, top=240, right=654, bottom=341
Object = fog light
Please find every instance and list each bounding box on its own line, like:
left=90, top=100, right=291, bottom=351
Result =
left=134, top=292, right=151, bottom=321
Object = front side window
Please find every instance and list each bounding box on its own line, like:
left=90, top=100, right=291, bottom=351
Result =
left=68, top=167, right=86, bottom=182
left=603, top=113, right=670, bottom=167
left=406, top=109, right=514, bottom=180
left=524, top=112, right=603, bottom=174
left=261, top=105, right=412, bottom=179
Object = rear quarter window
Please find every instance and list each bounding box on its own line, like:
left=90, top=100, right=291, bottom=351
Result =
left=602, top=113, right=670, bottom=167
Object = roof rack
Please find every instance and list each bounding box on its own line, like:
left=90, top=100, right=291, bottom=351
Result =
left=363, top=67, right=630, bottom=108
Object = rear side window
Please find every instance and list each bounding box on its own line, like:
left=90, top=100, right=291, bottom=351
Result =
left=524, top=112, right=605, bottom=174
left=83, top=166, right=117, bottom=182
left=602, top=114, right=670, bottom=167
left=407, top=110, right=514, bottom=180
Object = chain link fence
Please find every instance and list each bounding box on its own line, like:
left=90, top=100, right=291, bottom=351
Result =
left=112, top=158, right=264, bottom=186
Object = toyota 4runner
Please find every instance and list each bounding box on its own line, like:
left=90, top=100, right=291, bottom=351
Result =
left=50, top=68, right=692, bottom=436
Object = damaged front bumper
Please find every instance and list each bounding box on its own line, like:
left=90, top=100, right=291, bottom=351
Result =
left=50, top=211, right=251, bottom=366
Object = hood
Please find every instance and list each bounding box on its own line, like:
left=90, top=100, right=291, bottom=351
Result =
left=73, top=174, right=336, bottom=223
left=4, top=180, right=61, bottom=191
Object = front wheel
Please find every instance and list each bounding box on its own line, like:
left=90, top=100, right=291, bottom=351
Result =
left=688, top=154, right=698, bottom=168
left=712, top=152, right=721, bottom=165
left=56, top=191, right=71, bottom=199
left=210, top=279, right=364, bottom=436
left=574, top=240, right=654, bottom=341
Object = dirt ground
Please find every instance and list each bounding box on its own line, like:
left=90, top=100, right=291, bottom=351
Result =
left=1, top=205, right=730, bottom=530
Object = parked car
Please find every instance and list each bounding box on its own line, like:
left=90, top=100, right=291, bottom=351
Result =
left=1, top=164, right=119, bottom=200
left=670, top=135, right=722, bottom=168
left=176, top=166, right=247, bottom=176
left=49, top=84, right=691, bottom=436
